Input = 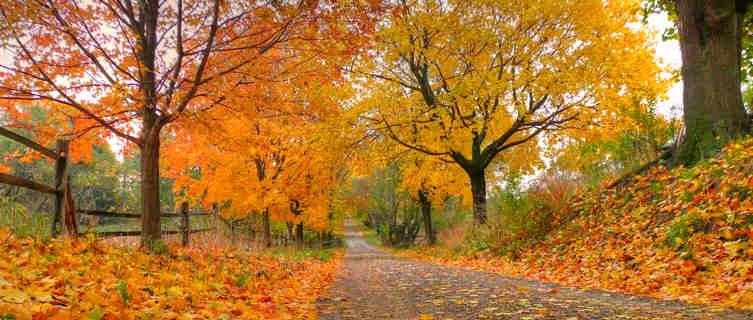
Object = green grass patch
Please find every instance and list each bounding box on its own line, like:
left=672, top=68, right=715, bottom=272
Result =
left=267, top=247, right=338, bottom=262
left=353, top=220, right=383, bottom=247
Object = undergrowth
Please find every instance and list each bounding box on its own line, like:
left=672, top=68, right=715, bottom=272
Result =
left=400, top=138, right=753, bottom=310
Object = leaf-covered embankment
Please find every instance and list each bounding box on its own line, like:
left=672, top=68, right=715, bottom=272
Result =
left=401, top=139, right=753, bottom=310
left=0, top=232, right=341, bottom=319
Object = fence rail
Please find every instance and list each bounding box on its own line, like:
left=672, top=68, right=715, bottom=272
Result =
left=0, top=172, right=57, bottom=194
left=2, top=127, right=216, bottom=246
left=83, top=228, right=214, bottom=239
left=77, top=210, right=213, bottom=218
left=77, top=202, right=216, bottom=246
left=0, top=127, right=58, bottom=159
left=0, top=127, right=70, bottom=237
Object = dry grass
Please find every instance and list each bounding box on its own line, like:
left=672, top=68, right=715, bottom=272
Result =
left=99, top=229, right=290, bottom=252
left=436, top=219, right=469, bottom=251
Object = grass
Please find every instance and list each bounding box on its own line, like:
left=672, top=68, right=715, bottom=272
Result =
left=83, top=222, right=141, bottom=233
left=80, top=215, right=214, bottom=234
left=353, top=221, right=382, bottom=247
left=0, top=199, right=50, bottom=238
left=268, top=247, right=340, bottom=262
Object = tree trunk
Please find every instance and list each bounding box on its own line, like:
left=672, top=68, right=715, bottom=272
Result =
left=286, top=222, right=294, bottom=246
left=140, top=115, right=162, bottom=249
left=675, top=0, right=751, bottom=164
left=51, top=140, right=69, bottom=238
left=249, top=212, right=257, bottom=241
left=296, top=222, right=304, bottom=248
left=180, top=202, right=189, bottom=247
left=263, top=209, right=271, bottom=248
left=468, top=170, right=488, bottom=225
left=418, top=190, right=435, bottom=245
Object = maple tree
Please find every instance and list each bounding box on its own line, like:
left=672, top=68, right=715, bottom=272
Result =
left=399, top=156, right=465, bottom=245
left=167, top=117, right=348, bottom=248
left=355, top=0, right=667, bottom=225
left=163, top=61, right=355, bottom=247
left=0, top=0, right=380, bottom=248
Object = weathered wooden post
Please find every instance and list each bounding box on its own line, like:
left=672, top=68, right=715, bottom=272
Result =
left=181, top=202, right=189, bottom=247
left=286, top=222, right=294, bottom=246
left=51, top=140, right=69, bottom=238
left=263, top=209, right=271, bottom=248
left=296, top=222, right=304, bottom=249
left=212, top=203, right=218, bottom=230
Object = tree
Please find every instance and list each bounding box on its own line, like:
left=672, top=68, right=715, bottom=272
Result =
left=351, top=162, right=422, bottom=248
left=644, top=0, right=753, bottom=164
left=365, top=138, right=467, bottom=245
left=167, top=115, right=347, bottom=247
left=0, top=0, right=379, bottom=248
left=674, top=0, right=752, bottom=163
left=163, top=61, right=354, bottom=247
left=399, top=155, right=465, bottom=245
left=356, top=0, right=666, bottom=225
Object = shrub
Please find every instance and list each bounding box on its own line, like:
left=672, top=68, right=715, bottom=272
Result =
left=483, top=172, right=577, bottom=258
left=663, top=212, right=706, bottom=251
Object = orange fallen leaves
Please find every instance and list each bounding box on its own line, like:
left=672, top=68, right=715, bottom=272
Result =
left=0, top=232, right=341, bottom=319
left=400, top=138, right=753, bottom=311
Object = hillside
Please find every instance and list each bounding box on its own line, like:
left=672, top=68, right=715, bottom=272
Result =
left=400, top=138, right=753, bottom=310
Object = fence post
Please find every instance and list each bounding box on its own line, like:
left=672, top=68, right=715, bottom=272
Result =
left=212, top=203, right=218, bottom=230
left=51, top=140, right=69, bottom=238
left=181, top=202, right=189, bottom=247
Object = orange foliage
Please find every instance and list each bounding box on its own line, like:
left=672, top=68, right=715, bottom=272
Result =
left=0, top=230, right=341, bottom=319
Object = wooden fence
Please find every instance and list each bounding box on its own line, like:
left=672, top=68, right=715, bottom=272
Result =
left=0, top=127, right=70, bottom=237
left=78, top=201, right=215, bottom=247
left=0, top=127, right=215, bottom=246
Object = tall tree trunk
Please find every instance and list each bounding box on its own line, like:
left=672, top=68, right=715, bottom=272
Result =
left=138, top=0, right=162, bottom=250
left=675, top=0, right=751, bottom=164
left=468, top=169, right=488, bottom=225
left=51, top=140, right=69, bottom=238
left=263, top=209, right=271, bottom=248
left=296, top=222, right=304, bottom=248
left=418, top=190, right=435, bottom=245
left=140, top=112, right=162, bottom=249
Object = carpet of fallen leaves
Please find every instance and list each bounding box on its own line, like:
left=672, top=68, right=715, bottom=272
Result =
left=401, top=138, right=753, bottom=311
left=0, top=232, right=341, bottom=320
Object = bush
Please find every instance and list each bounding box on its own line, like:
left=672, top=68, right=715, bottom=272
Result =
left=0, top=194, right=51, bottom=237
left=483, top=173, right=577, bottom=258
left=663, top=212, right=707, bottom=252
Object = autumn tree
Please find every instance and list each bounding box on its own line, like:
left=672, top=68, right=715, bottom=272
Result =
left=167, top=112, right=348, bottom=247
left=0, top=0, right=379, bottom=248
left=359, top=135, right=467, bottom=245
left=644, top=0, right=753, bottom=164
left=163, top=48, right=356, bottom=247
left=355, top=0, right=666, bottom=226
left=398, top=154, right=466, bottom=245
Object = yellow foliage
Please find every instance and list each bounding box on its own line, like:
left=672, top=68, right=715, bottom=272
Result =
left=354, top=0, right=669, bottom=189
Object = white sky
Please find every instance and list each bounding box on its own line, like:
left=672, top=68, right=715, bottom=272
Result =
left=648, top=13, right=683, bottom=118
